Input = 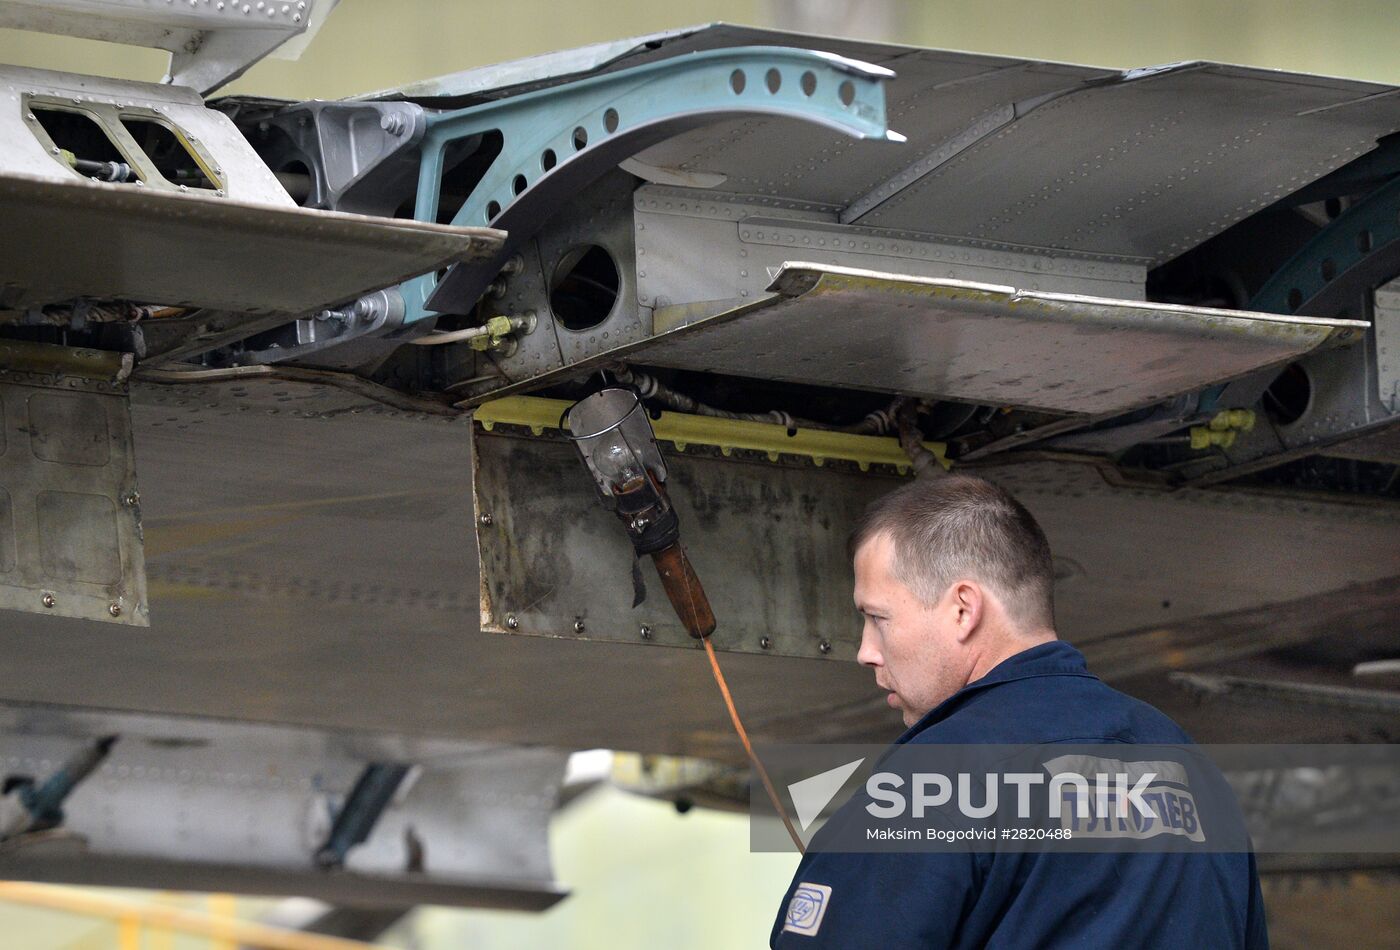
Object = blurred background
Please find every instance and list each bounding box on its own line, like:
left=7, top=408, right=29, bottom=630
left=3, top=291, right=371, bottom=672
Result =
left=0, top=1, right=1397, bottom=946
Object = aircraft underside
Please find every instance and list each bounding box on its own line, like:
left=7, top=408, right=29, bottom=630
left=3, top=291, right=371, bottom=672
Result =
left=0, top=5, right=1396, bottom=922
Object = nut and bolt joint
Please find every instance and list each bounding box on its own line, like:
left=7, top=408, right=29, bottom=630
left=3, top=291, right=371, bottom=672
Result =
left=759, top=635, right=772, bottom=650
left=818, top=639, right=832, bottom=655
left=640, top=624, right=653, bottom=640
left=108, top=603, right=122, bottom=617
left=505, top=613, right=519, bottom=629
left=478, top=512, right=493, bottom=526
left=41, top=593, right=55, bottom=608
left=573, top=618, right=586, bottom=634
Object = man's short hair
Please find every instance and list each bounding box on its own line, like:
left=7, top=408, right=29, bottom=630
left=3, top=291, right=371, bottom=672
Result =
left=849, top=474, right=1055, bottom=630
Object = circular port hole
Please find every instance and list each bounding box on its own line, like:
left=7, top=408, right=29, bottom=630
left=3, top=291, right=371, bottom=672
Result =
left=512, top=174, right=527, bottom=196
left=1263, top=361, right=1312, bottom=427
left=839, top=80, right=856, bottom=106
left=541, top=148, right=557, bottom=171
left=730, top=69, right=746, bottom=94
left=604, top=108, right=620, bottom=133
left=485, top=200, right=501, bottom=221
left=572, top=126, right=588, bottom=150
left=550, top=245, right=620, bottom=331
left=765, top=68, right=782, bottom=93
left=800, top=71, right=817, bottom=96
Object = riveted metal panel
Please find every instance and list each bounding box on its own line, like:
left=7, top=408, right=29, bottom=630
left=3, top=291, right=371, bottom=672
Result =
left=471, top=422, right=891, bottom=661
left=0, top=359, right=145, bottom=625
left=853, top=64, right=1400, bottom=262
left=628, top=263, right=1361, bottom=416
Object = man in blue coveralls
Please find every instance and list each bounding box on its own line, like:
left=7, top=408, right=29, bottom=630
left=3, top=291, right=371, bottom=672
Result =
left=771, top=474, right=1268, bottom=948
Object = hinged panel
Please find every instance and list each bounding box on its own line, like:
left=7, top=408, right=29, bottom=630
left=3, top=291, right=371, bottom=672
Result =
left=629, top=263, right=1365, bottom=415
left=0, top=344, right=146, bottom=625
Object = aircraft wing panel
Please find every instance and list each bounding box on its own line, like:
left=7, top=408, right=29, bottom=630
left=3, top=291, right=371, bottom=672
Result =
left=0, top=174, right=504, bottom=315
left=622, top=263, right=1363, bottom=415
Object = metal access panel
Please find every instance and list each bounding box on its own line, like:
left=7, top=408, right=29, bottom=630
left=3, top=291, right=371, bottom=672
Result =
left=471, top=421, right=895, bottom=661
left=0, top=346, right=145, bottom=625
left=628, top=263, right=1363, bottom=415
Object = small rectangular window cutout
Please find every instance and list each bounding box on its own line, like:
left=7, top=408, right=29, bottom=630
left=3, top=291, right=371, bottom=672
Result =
left=31, top=107, right=140, bottom=185
left=120, top=117, right=216, bottom=189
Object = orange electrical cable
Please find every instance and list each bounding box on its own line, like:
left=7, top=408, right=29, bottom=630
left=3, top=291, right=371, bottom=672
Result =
left=701, top=635, right=807, bottom=854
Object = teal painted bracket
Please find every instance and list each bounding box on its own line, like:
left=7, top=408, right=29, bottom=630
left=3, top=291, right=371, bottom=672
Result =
left=401, top=46, right=900, bottom=322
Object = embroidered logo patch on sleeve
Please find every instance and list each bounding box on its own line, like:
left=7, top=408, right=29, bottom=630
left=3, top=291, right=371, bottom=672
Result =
left=783, top=882, right=832, bottom=936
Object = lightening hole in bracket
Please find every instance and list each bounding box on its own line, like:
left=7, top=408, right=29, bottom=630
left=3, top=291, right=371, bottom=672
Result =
left=730, top=69, right=746, bottom=94
left=512, top=174, right=527, bottom=196
left=604, top=108, right=620, bottom=133
left=800, top=71, right=817, bottom=96
left=1263, top=361, right=1312, bottom=427
left=541, top=148, right=557, bottom=171
left=572, top=126, right=588, bottom=150
left=765, top=68, right=782, bottom=93
left=551, top=245, right=620, bottom=332
left=839, top=80, right=856, bottom=106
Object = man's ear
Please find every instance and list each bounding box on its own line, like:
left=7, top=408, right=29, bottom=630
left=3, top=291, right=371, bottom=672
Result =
left=952, top=581, right=983, bottom=642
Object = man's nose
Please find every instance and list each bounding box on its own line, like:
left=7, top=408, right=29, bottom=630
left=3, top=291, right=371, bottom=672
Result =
left=856, top=627, right=882, bottom=668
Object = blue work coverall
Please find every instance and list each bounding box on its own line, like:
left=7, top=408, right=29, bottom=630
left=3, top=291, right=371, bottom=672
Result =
left=770, top=640, right=1269, bottom=948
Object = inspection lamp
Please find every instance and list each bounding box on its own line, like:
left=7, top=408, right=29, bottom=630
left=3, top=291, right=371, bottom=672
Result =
left=565, top=387, right=716, bottom=639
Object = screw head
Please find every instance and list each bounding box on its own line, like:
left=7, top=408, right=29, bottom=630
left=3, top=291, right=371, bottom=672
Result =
left=505, top=613, right=519, bottom=629
left=478, top=512, right=493, bottom=526
left=818, top=639, right=832, bottom=655
left=573, top=618, right=586, bottom=634
left=122, top=491, right=140, bottom=507
left=108, top=603, right=122, bottom=617
left=41, top=593, right=55, bottom=609
left=759, top=635, right=771, bottom=650
left=640, top=624, right=653, bottom=640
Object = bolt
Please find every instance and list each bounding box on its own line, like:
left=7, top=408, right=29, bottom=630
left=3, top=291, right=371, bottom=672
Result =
left=108, top=603, right=122, bottom=617
left=478, top=512, right=493, bottom=526
left=818, top=639, right=832, bottom=655
left=41, top=593, right=55, bottom=609
left=505, top=613, right=519, bottom=629
left=574, top=618, right=586, bottom=634
left=640, top=624, right=653, bottom=640
left=760, top=635, right=772, bottom=650
left=380, top=113, right=408, bottom=136
left=122, top=491, right=139, bottom=507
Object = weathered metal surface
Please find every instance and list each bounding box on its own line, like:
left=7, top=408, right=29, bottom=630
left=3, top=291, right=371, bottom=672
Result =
left=0, top=173, right=504, bottom=315
left=0, top=701, right=566, bottom=909
left=631, top=184, right=1146, bottom=308
left=1375, top=276, right=1400, bottom=413
left=0, top=65, right=292, bottom=204
left=377, top=25, right=1400, bottom=265
left=0, top=349, right=145, bottom=625
left=472, top=423, right=886, bottom=660
left=623, top=263, right=1362, bottom=416
left=0, top=0, right=331, bottom=94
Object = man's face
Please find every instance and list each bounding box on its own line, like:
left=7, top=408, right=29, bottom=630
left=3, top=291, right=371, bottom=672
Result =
left=853, top=532, right=970, bottom=728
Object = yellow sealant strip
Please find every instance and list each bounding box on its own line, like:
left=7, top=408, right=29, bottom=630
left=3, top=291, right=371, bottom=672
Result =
left=472, top=395, right=948, bottom=472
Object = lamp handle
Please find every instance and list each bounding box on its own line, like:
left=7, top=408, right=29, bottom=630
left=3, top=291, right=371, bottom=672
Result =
left=650, top=543, right=717, bottom=639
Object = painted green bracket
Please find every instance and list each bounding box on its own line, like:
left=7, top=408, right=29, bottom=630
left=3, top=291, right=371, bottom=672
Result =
left=403, top=46, right=901, bottom=322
